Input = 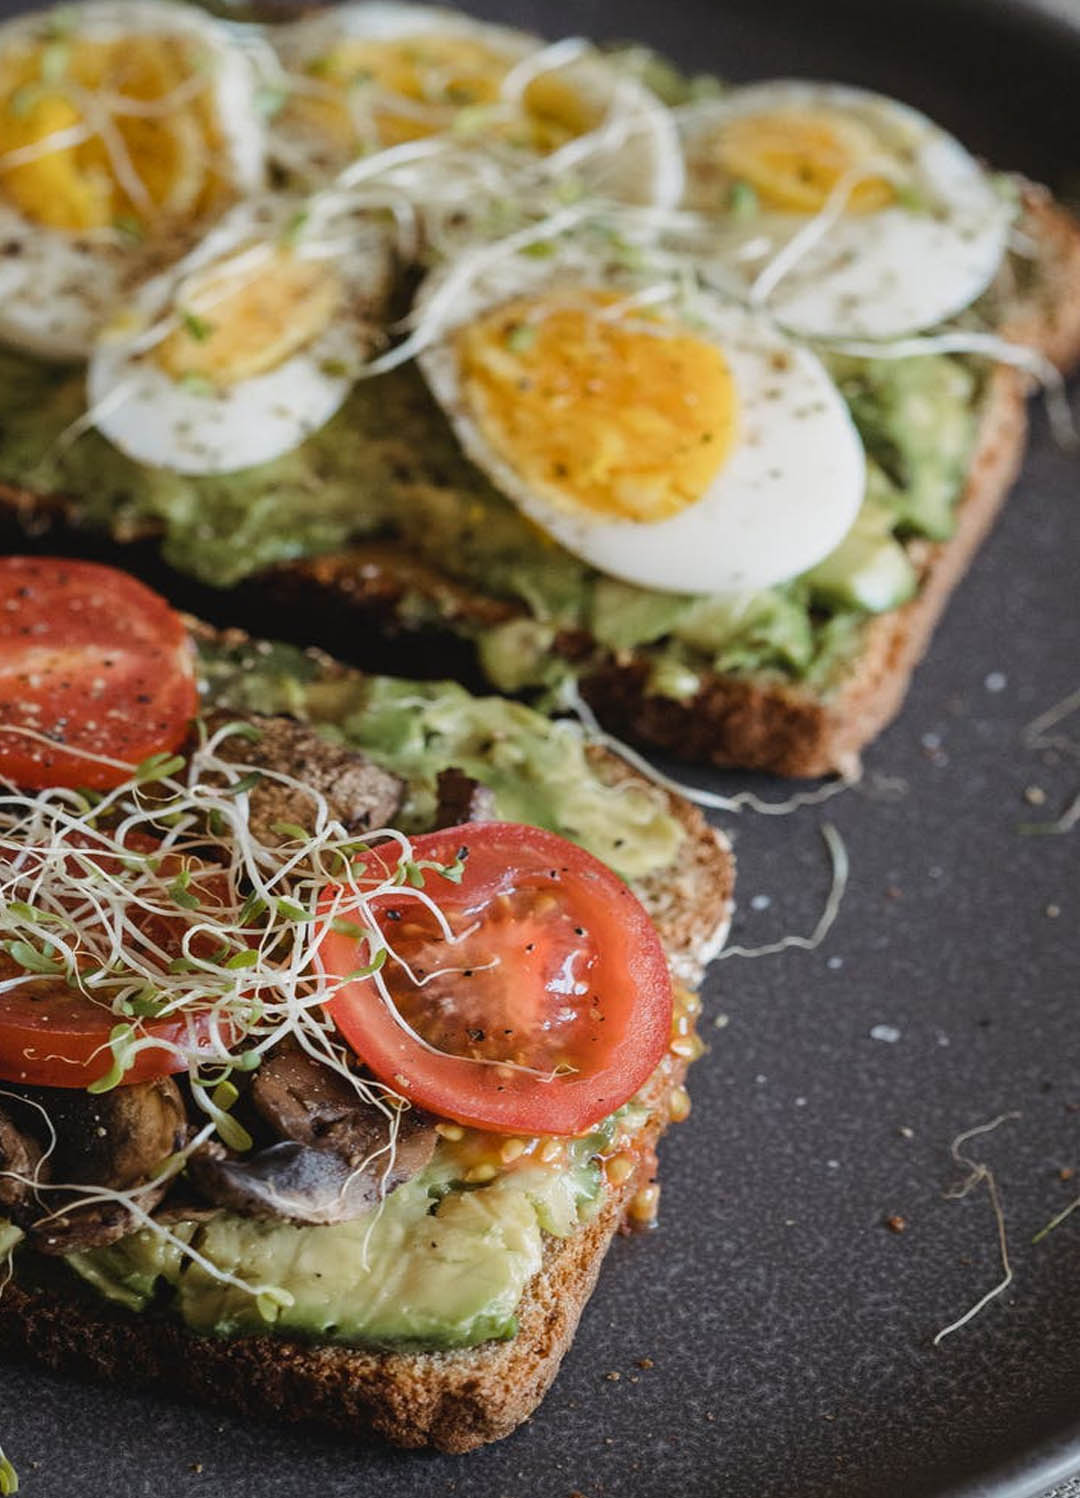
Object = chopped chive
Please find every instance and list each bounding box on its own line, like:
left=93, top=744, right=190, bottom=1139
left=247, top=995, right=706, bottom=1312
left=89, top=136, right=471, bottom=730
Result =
left=505, top=322, right=537, bottom=354
left=179, top=373, right=215, bottom=397
left=112, top=213, right=144, bottom=242
left=181, top=309, right=214, bottom=343
left=729, top=180, right=758, bottom=219
left=39, top=39, right=69, bottom=85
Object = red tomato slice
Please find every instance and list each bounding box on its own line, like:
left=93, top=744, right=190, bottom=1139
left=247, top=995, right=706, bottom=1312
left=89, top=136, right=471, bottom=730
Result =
left=0, top=556, right=198, bottom=791
left=0, top=832, right=229, bottom=1088
left=318, top=822, right=673, bottom=1135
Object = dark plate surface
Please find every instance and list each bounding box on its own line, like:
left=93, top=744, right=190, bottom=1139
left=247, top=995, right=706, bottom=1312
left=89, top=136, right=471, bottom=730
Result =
left=1, top=2, right=1079, bottom=1495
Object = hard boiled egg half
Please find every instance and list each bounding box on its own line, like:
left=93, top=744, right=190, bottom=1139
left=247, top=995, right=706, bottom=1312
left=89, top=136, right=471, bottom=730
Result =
left=419, top=252, right=865, bottom=596
left=0, top=0, right=266, bottom=361
left=269, top=2, right=683, bottom=209
left=681, top=81, right=1013, bottom=340
left=88, top=197, right=395, bottom=475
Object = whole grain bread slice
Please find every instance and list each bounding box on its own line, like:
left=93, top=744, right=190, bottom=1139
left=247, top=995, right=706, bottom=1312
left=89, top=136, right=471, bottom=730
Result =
left=0, top=622, right=735, bottom=1453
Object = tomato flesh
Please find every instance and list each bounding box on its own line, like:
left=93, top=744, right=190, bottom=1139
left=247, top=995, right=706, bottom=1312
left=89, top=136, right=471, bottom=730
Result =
left=319, top=823, right=673, bottom=1135
left=0, top=556, right=198, bottom=790
left=0, top=832, right=228, bottom=1088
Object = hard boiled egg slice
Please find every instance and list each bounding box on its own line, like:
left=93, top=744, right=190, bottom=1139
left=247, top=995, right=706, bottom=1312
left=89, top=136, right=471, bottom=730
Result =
left=270, top=2, right=683, bottom=208
left=419, top=262, right=865, bottom=596
left=681, top=81, right=1012, bottom=339
left=0, top=0, right=265, bottom=361
left=88, top=198, right=394, bottom=475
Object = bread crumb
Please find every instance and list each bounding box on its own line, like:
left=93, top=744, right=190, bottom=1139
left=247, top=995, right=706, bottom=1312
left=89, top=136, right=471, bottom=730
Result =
left=1046, top=904, right=1061, bottom=918
left=637, top=1357, right=654, bottom=1369
left=898, top=1126, right=915, bottom=1139
left=885, top=1214, right=907, bottom=1234
left=1024, top=785, right=1047, bottom=806
left=604, top=1371, right=620, bottom=1382
left=1060, top=1166, right=1075, bottom=1182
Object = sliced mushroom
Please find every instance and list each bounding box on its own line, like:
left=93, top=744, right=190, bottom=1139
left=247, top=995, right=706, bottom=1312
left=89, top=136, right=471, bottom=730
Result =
left=433, top=767, right=497, bottom=829
left=204, top=713, right=403, bottom=846
left=0, top=1104, right=45, bottom=1210
left=187, top=1040, right=437, bottom=1225
left=187, top=1133, right=432, bottom=1226
left=6, top=1078, right=188, bottom=1254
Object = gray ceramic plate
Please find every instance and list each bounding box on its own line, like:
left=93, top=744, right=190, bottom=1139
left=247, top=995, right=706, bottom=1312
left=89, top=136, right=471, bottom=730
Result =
left=1, top=2, right=1079, bottom=1495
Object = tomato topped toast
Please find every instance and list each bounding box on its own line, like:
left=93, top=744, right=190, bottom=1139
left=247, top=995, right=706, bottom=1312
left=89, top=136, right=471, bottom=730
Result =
left=0, top=557, right=733, bottom=1450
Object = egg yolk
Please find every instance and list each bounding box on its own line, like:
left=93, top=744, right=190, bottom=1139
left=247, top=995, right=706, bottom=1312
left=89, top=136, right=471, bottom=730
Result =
left=156, top=248, right=341, bottom=388
left=292, top=35, right=595, bottom=153
left=714, top=108, right=896, bottom=214
left=0, top=35, right=229, bottom=234
left=457, top=292, right=739, bottom=524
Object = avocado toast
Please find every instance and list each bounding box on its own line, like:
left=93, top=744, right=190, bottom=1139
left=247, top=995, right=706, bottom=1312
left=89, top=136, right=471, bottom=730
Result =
left=0, top=558, right=733, bottom=1452
left=0, top=4, right=1077, bottom=776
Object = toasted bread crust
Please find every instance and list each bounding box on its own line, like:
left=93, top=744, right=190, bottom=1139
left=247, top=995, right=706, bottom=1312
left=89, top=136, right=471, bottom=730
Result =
left=0, top=1019, right=690, bottom=1454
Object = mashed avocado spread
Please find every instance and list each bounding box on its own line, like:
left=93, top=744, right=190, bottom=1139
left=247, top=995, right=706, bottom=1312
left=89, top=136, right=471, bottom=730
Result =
left=0, top=340, right=978, bottom=701
left=1, top=639, right=678, bottom=1349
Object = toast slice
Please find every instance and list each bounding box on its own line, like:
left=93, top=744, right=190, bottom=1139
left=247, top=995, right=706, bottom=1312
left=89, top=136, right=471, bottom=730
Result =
left=0, top=621, right=734, bottom=1453
left=1, top=192, right=1076, bottom=778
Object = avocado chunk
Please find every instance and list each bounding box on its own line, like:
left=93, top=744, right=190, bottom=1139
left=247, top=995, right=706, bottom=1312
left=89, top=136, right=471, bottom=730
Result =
left=66, top=1155, right=602, bottom=1350
left=805, top=498, right=918, bottom=614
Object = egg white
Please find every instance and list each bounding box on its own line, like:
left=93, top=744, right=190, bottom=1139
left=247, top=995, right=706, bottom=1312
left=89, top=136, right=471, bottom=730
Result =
left=88, top=198, right=394, bottom=475
left=270, top=1, right=684, bottom=209
left=682, top=81, right=1013, bottom=340
left=418, top=254, right=866, bottom=596
left=0, top=0, right=265, bottom=361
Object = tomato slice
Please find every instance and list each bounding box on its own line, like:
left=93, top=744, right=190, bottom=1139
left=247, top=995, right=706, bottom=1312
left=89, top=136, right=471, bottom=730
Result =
left=0, top=556, right=198, bottom=790
left=318, top=823, right=673, bottom=1135
left=0, top=832, right=229, bottom=1088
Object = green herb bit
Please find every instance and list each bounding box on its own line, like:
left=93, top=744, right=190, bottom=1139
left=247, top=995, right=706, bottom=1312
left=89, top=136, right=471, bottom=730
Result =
left=231, top=1049, right=263, bottom=1073
left=8, top=84, right=43, bottom=118
left=179, top=373, right=216, bottom=398
left=280, top=209, right=310, bottom=248
left=87, top=1023, right=139, bottom=1095
left=181, top=309, right=215, bottom=343
left=729, top=180, right=759, bottom=220
left=39, top=38, right=69, bottom=85
left=112, top=213, right=144, bottom=242
left=254, top=84, right=288, bottom=119
left=505, top=322, right=537, bottom=354
left=521, top=239, right=557, bottom=260
left=319, top=358, right=350, bottom=380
